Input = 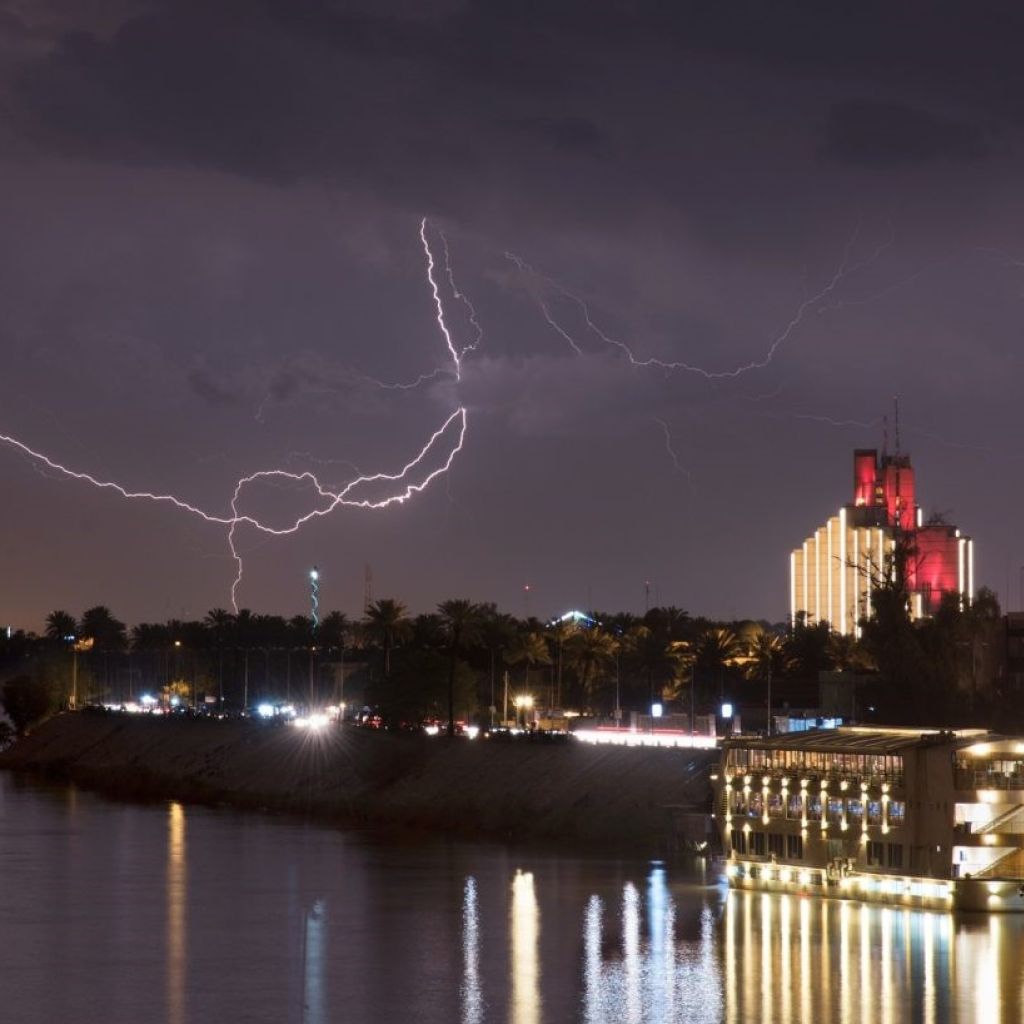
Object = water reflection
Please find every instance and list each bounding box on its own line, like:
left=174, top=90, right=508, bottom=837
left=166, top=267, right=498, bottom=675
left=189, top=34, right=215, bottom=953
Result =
left=166, top=802, right=186, bottom=1024
left=8, top=775, right=1024, bottom=1024
left=462, top=876, right=483, bottom=1024
left=303, top=897, right=327, bottom=1024
left=721, top=890, right=993, bottom=1024
left=510, top=869, right=540, bottom=1024
left=581, top=864, right=720, bottom=1024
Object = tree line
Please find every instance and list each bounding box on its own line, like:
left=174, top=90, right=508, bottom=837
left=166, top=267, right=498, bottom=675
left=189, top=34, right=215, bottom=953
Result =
left=0, top=578, right=1011, bottom=735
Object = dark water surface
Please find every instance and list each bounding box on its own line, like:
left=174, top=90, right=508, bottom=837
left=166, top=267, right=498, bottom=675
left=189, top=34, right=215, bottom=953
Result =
left=1, top=773, right=1023, bottom=1023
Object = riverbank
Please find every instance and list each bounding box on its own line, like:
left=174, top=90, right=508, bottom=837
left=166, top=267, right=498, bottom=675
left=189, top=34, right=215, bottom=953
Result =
left=0, top=713, right=716, bottom=850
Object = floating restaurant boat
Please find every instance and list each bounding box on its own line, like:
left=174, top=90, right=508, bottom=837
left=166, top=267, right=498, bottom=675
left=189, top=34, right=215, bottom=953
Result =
left=715, top=727, right=1024, bottom=912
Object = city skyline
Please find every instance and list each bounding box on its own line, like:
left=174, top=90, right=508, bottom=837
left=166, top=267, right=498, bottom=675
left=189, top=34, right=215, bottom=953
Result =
left=2, top=3, right=1023, bottom=630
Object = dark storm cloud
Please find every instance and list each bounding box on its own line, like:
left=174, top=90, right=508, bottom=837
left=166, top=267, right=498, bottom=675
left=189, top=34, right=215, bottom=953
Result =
left=8, top=0, right=1023, bottom=257
left=5, top=1, right=1024, bottom=629
left=186, top=366, right=241, bottom=407
left=505, top=116, right=609, bottom=158
left=822, top=99, right=994, bottom=166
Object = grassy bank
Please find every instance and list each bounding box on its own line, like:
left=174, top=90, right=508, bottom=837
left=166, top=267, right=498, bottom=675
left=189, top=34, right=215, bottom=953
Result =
left=0, top=713, right=716, bottom=850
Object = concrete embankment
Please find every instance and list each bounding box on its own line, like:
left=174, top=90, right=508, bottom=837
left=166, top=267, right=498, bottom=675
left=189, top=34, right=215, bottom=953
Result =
left=0, top=713, right=717, bottom=850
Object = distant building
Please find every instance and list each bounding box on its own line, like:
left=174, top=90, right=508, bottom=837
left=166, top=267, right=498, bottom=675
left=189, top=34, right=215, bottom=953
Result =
left=790, top=447, right=973, bottom=635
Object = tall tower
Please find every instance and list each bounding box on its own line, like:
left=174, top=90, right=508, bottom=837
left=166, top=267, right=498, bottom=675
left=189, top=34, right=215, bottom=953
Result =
left=309, top=566, right=320, bottom=630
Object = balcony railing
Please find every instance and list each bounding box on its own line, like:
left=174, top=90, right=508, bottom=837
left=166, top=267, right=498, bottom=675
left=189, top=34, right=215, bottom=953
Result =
left=954, top=770, right=1024, bottom=792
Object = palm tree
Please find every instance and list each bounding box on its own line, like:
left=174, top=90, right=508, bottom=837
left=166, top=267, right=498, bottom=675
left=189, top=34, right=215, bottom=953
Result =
left=504, top=632, right=552, bottom=703
left=826, top=631, right=872, bottom=673
left=744, top=629, right=792, bottom=735
left=545, top=618, right=579, bottom=709
left=694, top=627, right=745, bottom=709
left=363, top=598, right=411, bottom=679
left=79, top=606, right=126, bottom=651
left=44, top=610, right=76, bottom=645
left=79, top=606, right=126, bottom=698
left=438, top=599, right=484, bottom=736
left=564, top=627, right=617, bottom=709
left=661, top=640, right=697, bottom=724
left=479, top=606, right=517, bottom=722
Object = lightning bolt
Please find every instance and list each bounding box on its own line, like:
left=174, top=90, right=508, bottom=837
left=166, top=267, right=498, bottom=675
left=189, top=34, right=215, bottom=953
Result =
left=507, top=225, right=894, bottom=378
left=420, top=217, right=462, bottom=381
left=1, top=221, right=470, bottom=611
left=653, top=417, right=693, bottom=487
left=440, top=227, right=484, bottom=358
left=504, top=252, right=585, bottom=355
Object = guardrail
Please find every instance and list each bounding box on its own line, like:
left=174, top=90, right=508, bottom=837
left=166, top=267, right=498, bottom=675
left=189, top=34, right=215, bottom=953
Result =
left=573, top=728, right=718, bottom=750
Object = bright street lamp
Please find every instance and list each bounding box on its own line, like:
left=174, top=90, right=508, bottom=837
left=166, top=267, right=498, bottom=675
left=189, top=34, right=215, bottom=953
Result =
left=513, top=694, right=534, bottom=729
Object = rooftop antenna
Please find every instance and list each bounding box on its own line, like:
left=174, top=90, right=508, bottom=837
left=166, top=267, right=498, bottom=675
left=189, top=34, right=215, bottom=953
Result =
left=893, top=395, right=902, bottom=457
left=882, top=414, right=889, bottom=457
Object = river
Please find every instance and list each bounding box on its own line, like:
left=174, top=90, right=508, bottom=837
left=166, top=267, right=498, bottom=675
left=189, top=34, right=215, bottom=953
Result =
left=1, top=773, right=1021, bottom=1023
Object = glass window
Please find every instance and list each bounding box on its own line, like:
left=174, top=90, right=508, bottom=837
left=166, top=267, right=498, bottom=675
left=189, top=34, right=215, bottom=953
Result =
left=867, top=840, right=884, bottom=866
left=827, top=797, right=844, bottom=824
left=887, top=843, right=903, bottom=868
left=787, top=793, right=803, bottom=819
left=888, top=801, right=906, bottom=826
left=768, top=833, right=784, bottom=857
left=730, top=829, right=746, bottom=854
left=847, top=799, right=863, bottom=824
left=750, top=832, right=766, bottom=856
left=866, top=800, right=883, bottom=826
left=767, top=793, right=784, bottom=818
left=806, top=795, right=822, bottom=821
left=786, top=834, right=804, bottom=859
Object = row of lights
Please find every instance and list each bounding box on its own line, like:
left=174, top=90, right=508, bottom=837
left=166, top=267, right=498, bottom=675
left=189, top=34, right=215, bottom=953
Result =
left=724, top=774, right=894, bottom=837
left=726, top=861, right=954, bottom=903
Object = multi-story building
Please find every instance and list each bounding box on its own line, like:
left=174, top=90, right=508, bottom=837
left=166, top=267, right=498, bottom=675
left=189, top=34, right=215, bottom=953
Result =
left=790, top=447, right=973, bottom=635
left=717, top=727, right=1024, bottom=911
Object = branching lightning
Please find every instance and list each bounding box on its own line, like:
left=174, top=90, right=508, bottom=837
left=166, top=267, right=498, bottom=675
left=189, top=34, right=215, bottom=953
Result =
left=440, top=227, right=484, bottom=358
left=507, top=226, right=894, bottom=378
left=1, top=221, right=471, bottom=611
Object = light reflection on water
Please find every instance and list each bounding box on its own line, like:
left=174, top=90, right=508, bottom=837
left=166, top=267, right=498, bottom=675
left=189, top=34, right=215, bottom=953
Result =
left=3, top=776, right=1024, bottom=1023
left=166, top=802, right=186, bottom=1024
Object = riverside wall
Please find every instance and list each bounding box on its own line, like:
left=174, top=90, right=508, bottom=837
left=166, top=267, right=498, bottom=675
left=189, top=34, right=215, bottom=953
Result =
left=0, top=713, right=717, bottom=851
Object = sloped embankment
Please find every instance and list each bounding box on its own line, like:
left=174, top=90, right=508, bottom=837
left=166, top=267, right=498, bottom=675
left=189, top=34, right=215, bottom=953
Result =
left=0, top=713, right=716, bottom=849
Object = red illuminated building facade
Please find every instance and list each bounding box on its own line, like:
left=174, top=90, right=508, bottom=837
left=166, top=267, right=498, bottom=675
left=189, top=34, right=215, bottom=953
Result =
left=791, top=448, right=973, bottom=635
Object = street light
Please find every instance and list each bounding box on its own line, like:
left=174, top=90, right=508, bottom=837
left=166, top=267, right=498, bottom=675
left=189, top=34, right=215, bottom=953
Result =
left=69, top=636, right=94, bottom=710
left=513, top=694, right=534, bottom=730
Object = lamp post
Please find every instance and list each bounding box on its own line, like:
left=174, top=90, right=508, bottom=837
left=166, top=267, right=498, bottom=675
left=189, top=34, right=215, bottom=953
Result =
left=614, top=651, right=622, bottom=724
left=71, top=639, right=78, bottom=710
left=69, top=636, right=93, bottom=710
left=689, top=663, right=696, bottom=735
left=514, top=694, right=534, bottom=730
left=173, top=640, right=185, bottom=708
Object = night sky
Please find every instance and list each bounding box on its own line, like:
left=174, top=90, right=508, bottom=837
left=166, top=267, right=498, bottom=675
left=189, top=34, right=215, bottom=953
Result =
left=2, top=1, right=1023, bottom=630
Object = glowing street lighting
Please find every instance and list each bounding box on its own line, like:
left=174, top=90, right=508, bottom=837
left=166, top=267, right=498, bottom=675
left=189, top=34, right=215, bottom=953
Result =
left=513, top=694, right=534, bottom=729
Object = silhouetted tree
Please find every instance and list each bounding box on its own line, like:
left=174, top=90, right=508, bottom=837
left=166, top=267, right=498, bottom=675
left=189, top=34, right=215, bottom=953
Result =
left=363, top=599, right=411, bottom=678
left=2, top=675, right=56, bottom=734
left=438, top=599, right=484, bottom=735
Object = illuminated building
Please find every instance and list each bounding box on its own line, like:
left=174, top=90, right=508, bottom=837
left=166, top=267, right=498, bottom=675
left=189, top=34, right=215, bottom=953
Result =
left=790, top=447, right=973, bottom=635
left=716, top=727, right=1024, bottom=912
